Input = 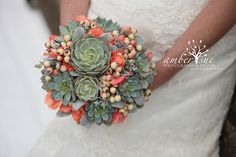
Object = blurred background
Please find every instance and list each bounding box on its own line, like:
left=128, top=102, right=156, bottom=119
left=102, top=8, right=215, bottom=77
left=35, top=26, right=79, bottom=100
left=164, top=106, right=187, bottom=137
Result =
left=0, top=0, right=235, bottom=157
left=0, top=0, right=57, bottom=157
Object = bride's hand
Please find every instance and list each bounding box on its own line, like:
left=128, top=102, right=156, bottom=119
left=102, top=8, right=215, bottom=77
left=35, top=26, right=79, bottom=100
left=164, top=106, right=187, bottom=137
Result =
left=150, top=60, right=180, bottom=90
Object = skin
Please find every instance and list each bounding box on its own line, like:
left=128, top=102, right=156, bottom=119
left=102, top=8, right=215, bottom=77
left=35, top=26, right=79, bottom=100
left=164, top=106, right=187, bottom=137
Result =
left=60, top=0, right=90, bottom=25
left=60, top=0, right=236, bottom=90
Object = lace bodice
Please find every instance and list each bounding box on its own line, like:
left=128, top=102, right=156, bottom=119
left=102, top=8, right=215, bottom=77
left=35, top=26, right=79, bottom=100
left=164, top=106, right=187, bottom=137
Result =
left=88, top=0, right=209, bottom=60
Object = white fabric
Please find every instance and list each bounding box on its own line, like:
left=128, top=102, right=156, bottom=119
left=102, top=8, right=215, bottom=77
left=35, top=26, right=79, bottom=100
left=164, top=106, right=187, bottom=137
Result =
left=0, top=1, right=54, bottom=157
left=29, top=0, right=236, bottom=157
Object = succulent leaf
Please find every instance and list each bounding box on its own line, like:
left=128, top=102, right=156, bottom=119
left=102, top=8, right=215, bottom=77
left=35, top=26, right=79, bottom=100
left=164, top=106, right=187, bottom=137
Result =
left=59, top=25, right=70, bottom=36
left=72, top=100, right=84, bottom=110
left=72, top=27, right=85, bottom=42
left=56, top=110, right=72, bottom=117
left=111, top=101, right=125, bottom=108
left=68, top=20, right=79, bottom=33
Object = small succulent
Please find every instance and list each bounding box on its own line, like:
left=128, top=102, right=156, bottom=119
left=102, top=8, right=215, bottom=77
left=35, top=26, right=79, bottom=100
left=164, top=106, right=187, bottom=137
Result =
left=134, top=52, right=154, bottom=78
left=85, top=100, right=114, bottom=125
left=118, top=76, right=145, bottom=107
left=94, top=17, right=120, bottom=32
left=47, top=72, right=76, bottom=105
left=74, top=76, right=100, bottom=101
left=71, top=36, right=111, bottom=75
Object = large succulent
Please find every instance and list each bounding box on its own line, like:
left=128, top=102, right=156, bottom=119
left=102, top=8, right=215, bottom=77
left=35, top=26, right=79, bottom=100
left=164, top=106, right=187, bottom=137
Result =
left=118, top=76, right=145, bottom=107
left=74, top=76, right=100, bottom=101
left=85, top=100, right=114, bottom=125
left=47, top=72, right=76, bottom=105
left=71, top=36, right=111, bottom=75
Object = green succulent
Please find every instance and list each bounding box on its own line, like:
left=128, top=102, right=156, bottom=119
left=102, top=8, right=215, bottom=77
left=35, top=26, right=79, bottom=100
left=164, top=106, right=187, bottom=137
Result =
left=85, top=100, right=114, bottom=125
left=94, top=17, right=120, bottom=32
left=134, top=52, right=154, bottom=78
left=71, top=36, right=111, bottom=75
left=47, top=72, right=76, bottom=105
left=118, top=76, right=145, bottom=107
left=74, top=76, right=100, bottom=101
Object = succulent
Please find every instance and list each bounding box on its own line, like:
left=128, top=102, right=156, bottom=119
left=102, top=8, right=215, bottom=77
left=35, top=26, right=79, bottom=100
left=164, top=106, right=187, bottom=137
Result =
left=47, top=72, right=76, bottom=105
left=74, top=76, right=100, bottom=101
left=94, top=17, right=120, bottom=32
left=85, top=100, right=114, bottom=125
left=71, top=36, right=111, bottom=75
left=134, top=52, right=154, bottom=78
left=118, top=76, right=145, bottom=107
left=59, top=20, right=80, bottom=36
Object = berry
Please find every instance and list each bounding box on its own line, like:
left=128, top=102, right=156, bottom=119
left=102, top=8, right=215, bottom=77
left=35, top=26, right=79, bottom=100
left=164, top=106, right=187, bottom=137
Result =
left=45, top=76, right=51, bottom=82
left=111, top=62, right=118, bottom=69
left=57, top=48, right=64, bottom=55
left=136, top=45, right=143, bottom=51
left=101, top=93, right=107, bottom=99
left=124, top=38, right=130, bottom=44
left=110, top=87, right=117, bottom=94
left=116, top=66, right=122, bottom=72
left=128, top=33, right=135, bottom=40
left=128, top=104, right=134, bottom=111
left=60, top=65, right=67, bottom=72
left=64, top=56, right=70, bottom=63
left=57, top=55, right=62, bottom=61
left=63, top=35, right=71, bottom=42
left=113, top=30, right=119, bottom=37
left=109, top=96, right=115, bottom=103
left=115, top=95, right=121, bottom=102
left=43, top=61, right=50, bottom=67
left=131, top=28, right=137, bottom=34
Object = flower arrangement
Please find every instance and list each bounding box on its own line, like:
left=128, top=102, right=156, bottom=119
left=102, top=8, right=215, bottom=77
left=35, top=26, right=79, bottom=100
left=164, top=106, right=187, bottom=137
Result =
left=35, top=16, right=157, bottom=126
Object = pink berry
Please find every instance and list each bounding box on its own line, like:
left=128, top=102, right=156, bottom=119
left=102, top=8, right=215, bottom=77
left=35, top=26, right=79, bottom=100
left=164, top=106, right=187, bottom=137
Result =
left=131, top=40, right=136, bottom=46
left=106, top=75, right=112, bottom=81
left=128, top=53, right=135, bottom=59
left=122, top=25, right=131, bottom=33
left=147, top=51, right=153, bottom=60
left=53, top=69, right=59, bottom=74
left=46, top=67, right=53, bottom=73
left=101, top=93, right=107, bottom=99
left=118, top=35, right=125, bottom=42
left=60, top=65, right=67, bottom=72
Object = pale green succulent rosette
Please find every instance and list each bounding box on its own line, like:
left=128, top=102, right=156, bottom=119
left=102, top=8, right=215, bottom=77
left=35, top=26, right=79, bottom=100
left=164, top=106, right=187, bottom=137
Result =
left=71, top=36, right=111, bottom=76
left=74, top=76, right=100, bottom=101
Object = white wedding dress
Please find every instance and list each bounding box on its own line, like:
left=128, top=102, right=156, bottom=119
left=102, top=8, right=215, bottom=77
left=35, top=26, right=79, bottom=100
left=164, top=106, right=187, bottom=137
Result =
left=29, top=0, right=236, bottom=157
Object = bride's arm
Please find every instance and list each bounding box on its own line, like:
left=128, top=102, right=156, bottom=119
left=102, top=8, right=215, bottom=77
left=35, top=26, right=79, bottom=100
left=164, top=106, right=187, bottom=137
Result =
left=60, top=0, right=90, bottom=25
left=151, top=0, right=236, bottom=89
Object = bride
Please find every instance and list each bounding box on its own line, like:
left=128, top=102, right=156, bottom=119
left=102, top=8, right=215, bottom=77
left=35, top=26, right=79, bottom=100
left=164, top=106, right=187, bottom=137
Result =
left=29, top=0, right=236, bottom=156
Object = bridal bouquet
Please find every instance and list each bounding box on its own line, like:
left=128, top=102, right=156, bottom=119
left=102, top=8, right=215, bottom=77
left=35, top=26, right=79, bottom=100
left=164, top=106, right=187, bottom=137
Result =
left=35, top=16, right=156, bottom=126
